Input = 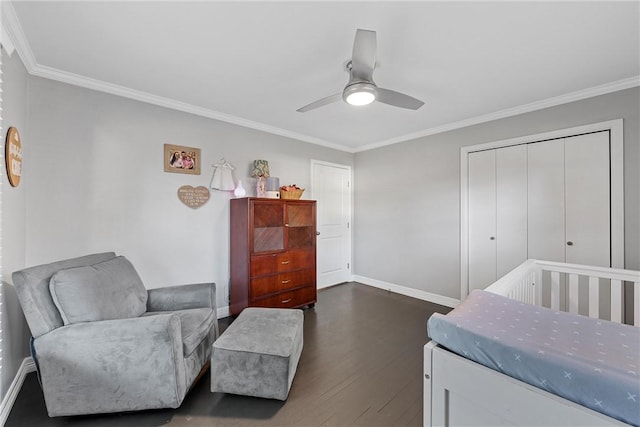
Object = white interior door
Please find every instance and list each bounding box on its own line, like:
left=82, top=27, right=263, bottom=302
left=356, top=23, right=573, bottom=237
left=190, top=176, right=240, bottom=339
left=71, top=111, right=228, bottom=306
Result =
left=468, top=150, right=497, bottom=291
left=496, top=145, right=528, bottom=278
left=527, top=140, right=566, bottom=263
left=311, top=161, right=352, bottom=288
left=564, top=132, right=610, bottom=267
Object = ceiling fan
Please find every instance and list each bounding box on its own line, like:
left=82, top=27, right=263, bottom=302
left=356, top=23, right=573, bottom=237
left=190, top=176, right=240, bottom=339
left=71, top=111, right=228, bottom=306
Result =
left=297, top=29, right=425, bottom=113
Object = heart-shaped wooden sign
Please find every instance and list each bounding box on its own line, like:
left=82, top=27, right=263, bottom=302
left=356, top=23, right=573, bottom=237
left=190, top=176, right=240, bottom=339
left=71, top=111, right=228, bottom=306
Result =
left=177, top=185, right=210, bottom=209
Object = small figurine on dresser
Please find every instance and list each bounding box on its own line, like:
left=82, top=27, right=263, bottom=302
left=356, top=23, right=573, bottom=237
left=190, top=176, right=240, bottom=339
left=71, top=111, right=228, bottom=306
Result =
left=251, top=159, right=270, bottom=197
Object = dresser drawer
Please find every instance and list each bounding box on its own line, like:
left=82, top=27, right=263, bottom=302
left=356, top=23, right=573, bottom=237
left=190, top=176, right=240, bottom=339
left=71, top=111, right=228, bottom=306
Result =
left=250, top=249, right=315, bottom=276
left=250, top=268, right=314, bottom=299
left=251, top=286, right=316, bottom=309
left=276, top=250, right=314, bottom=272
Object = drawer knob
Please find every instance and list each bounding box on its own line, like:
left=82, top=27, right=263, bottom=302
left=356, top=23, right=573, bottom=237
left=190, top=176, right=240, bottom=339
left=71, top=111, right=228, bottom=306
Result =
left=282, top=280, right=291, bottom=284
left=281, top=298, right=292, bottom=304
left=281, top=260, right=290, bottom=265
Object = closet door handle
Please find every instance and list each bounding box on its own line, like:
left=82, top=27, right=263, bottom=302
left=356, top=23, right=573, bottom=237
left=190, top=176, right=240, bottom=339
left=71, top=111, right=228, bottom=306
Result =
left=489, top=236, right=495, bottom=240
left=567, top=241, right=574, bottom=246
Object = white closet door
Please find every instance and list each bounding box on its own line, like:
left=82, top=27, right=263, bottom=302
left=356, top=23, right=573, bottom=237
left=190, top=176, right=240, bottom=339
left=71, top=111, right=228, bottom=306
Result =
left=468, top=150, right=497, bottom=291
left=528, top=140, right=566, bottom=263
left=496, top=145, right=528, bottom=277
left=565, top=132, right=610, bottom=267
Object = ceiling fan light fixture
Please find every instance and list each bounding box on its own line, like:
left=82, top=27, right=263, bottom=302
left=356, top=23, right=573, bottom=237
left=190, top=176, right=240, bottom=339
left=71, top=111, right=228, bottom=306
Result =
left=346, top=91, right=375, bottom=106
left=343, top=82, right=377, bottom=106
left=297, top=30, right=425, bottom=113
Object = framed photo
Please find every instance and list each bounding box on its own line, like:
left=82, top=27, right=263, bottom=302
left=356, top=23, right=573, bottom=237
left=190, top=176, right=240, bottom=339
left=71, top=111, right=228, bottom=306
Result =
left=164, top=144, right=201, bottom=175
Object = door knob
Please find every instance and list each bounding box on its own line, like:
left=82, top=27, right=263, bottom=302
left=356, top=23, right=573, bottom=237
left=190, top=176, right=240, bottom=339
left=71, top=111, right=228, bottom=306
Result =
left=567, top=241, right=574, bottom=246
left=489, top=236, right=495, bottom=240
left=316, top=231, right=321, bottom=235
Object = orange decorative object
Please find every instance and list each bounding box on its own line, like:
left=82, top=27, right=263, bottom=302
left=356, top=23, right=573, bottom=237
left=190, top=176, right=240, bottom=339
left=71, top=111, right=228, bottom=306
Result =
left=5, top=127, right=22, bottom=187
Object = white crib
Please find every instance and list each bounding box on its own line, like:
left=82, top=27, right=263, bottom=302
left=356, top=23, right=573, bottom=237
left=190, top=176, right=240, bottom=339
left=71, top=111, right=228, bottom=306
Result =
left=424, top=259, right=640, bottom=427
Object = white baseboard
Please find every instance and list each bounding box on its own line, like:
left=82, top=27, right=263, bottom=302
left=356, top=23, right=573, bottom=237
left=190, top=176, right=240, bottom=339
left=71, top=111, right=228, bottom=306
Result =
left=0, top=357, right=36, bottom=426
left=352, top=275, right=460, bottom=308
left=217, top=305, right=230, bottom=318
left=317, top=281, right=348, bottom=290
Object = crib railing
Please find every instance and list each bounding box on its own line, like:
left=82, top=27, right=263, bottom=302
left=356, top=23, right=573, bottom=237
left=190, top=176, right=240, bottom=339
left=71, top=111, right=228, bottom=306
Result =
left=485, top=259, right=640, bottom=326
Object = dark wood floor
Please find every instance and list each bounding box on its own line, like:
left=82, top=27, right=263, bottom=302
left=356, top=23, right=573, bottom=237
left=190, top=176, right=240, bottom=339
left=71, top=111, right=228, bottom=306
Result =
left=6, top=282, right=450, bottom=427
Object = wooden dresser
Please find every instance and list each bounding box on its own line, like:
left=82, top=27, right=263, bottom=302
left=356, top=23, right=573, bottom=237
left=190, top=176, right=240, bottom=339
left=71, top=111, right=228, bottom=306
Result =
left=230, top=197, right=317, bottom=315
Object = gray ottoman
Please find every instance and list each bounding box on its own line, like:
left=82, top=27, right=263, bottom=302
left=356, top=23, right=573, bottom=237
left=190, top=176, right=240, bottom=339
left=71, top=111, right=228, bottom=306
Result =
left=210, top=307, right=303, bottom=400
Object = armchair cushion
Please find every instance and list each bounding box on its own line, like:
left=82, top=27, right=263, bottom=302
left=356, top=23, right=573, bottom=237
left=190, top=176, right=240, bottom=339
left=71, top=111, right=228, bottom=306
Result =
left=49, top=256, right=147, bottom=325
left=143, top=307, right=216, bottom=356
left=147, top=282, right=216, bottom=312
left=13, top=252, right=116, bottom=337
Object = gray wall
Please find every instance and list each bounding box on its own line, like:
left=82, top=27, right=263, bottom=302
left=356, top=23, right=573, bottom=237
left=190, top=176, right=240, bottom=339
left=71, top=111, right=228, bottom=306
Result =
left=25, top=76, right=353, bottom=303
left=1, top=49, right=30, bottom=397
left=1, top=60, right=353, bottom=402
left=354, top=87, right=640, bottom=301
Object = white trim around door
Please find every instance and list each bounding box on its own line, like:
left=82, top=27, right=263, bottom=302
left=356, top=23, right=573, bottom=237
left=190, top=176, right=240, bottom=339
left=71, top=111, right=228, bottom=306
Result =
left=311, top=160, right=353, bottom=288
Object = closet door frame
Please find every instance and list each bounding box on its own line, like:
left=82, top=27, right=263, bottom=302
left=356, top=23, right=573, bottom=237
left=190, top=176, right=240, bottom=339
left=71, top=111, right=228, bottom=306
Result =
left=460, top=119, right=624, bottom=299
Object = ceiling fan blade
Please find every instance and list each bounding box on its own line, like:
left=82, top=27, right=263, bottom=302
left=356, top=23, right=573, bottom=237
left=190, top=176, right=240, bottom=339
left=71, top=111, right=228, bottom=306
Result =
left=296, top=93, right=342, bottom=113
left=351, top=29, right=376, bottom=81
left=376, top=88, right=425, bottom=110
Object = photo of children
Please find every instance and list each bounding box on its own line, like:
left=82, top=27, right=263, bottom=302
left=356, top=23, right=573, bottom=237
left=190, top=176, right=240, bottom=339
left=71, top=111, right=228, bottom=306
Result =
left=164, top=144, right=201, bottom=175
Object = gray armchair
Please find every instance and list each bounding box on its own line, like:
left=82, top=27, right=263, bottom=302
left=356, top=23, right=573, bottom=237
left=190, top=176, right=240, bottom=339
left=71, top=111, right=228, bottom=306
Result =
left=13, top=252, right=218, bottom=417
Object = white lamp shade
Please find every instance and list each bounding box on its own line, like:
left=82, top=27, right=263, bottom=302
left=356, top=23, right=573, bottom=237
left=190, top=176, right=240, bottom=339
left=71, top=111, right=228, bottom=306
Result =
left=210, top=161, right=236, bottom=191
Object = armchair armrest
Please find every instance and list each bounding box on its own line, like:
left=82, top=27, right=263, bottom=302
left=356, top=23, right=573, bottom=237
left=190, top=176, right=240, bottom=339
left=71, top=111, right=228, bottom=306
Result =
left=147, top=282, right=216, bottom=312
left=32, top=314, right=188, bottom=416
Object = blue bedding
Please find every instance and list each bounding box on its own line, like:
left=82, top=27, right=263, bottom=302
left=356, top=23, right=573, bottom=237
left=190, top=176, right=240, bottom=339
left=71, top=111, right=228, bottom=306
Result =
left=428, top=290, right=640, bottom=426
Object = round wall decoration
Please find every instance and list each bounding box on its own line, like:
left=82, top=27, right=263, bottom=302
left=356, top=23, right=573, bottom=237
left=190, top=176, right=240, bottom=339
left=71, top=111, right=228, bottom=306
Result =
left=5, top=127, right=23, bottom=187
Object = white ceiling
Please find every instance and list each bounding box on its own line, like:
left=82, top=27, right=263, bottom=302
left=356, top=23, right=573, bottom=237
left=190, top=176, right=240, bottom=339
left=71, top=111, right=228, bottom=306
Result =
left=4, top=1, right=639, bottom=152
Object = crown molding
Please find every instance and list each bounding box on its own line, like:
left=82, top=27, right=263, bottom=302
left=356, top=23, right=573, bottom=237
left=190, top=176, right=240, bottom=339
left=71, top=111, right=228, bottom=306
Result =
left=1, top=27, right=16, bottom=56
left=4, top=1, right=637, bottom=155
left=29, top=63, right=352, bottom=152
left=355, top=76, right=640, bottom=153
left=29, top=60, right=638, bottom=155
left=1, top=1, right=36, bottom=69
